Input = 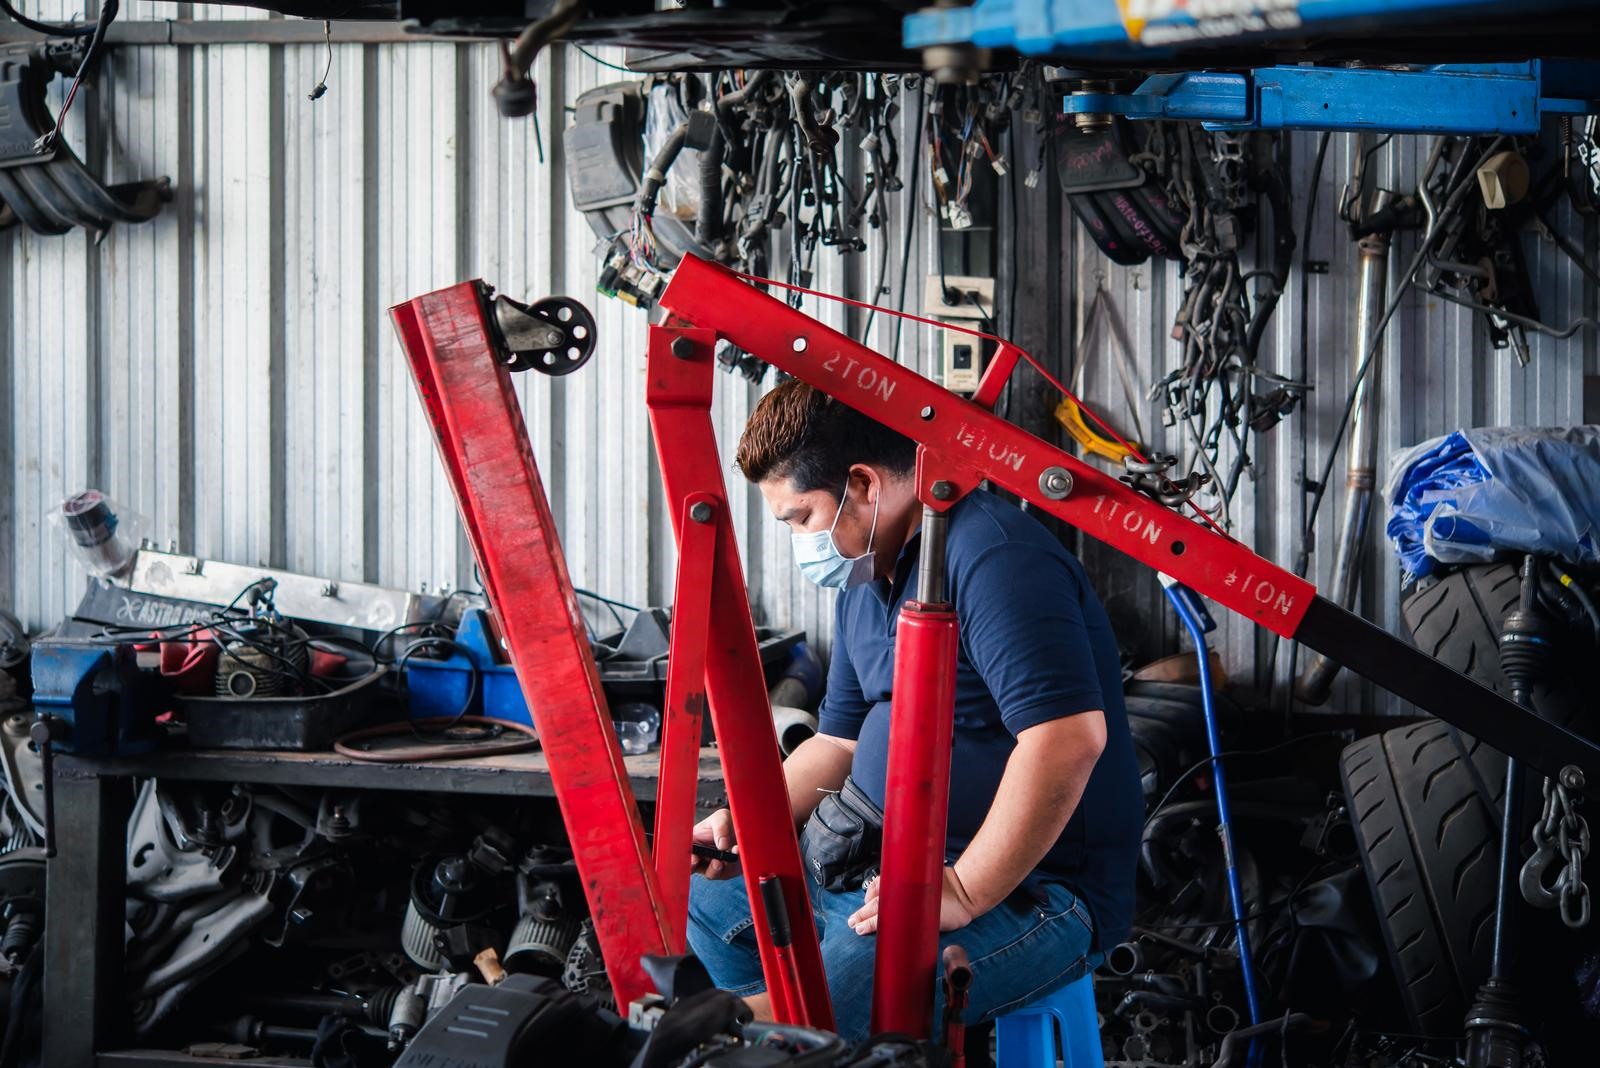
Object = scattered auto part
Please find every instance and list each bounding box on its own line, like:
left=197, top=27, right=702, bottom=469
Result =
left=50, top=490, right=145, bottom=579
left=0, top=43, right=170, bottom=237
left=1341, top=560, right=1599, bottom=1039
left=0, top=614, right=27, bottom=674
left=567, top=70, right=909, bottom=316
left=125, top=547, right=460, bottom=634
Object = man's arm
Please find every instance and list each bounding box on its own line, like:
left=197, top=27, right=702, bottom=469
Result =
left=784, top=733, right=858, bottom=824
left=849, top=712, right=1106, bottom=932
left=692, top=732, right=857, bottom=879
left=950, top=711, right=1105, bottom=914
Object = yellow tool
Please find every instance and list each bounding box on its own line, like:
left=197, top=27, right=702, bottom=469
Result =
left=1055, top=395, right=1139, bottom=464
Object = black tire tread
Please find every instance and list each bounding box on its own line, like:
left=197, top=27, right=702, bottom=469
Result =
left=1341, top=721, right=1500, bottom=1036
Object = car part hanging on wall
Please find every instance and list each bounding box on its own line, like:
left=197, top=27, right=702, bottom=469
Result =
left=564, top=70, right=911, bottom=312
left=0, top=42, right=171, bottom=238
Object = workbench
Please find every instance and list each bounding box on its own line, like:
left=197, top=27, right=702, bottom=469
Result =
left=43, top=744, right=728, bottom=1068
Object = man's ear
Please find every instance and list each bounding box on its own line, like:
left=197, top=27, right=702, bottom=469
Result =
left=847, top=463, right=881, bottom=504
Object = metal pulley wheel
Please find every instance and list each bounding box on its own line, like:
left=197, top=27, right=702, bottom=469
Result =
left=492, top=293, right=598, bottom=375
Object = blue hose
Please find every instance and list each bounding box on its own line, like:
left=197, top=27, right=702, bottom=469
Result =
left=1161, top=582, right=1264, bottom=1061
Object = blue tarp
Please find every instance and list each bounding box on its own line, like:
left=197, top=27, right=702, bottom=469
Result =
left=1384, top=426, right=1600, bottom=581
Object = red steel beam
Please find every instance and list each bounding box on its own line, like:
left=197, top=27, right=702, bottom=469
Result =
left=647, top=324, right=836, bottom=1030
left=391, top=282, right=670, bottom=1009
left=658, top=254, right=1316, bottom=639
left=654, top=493, right=718, bottom=947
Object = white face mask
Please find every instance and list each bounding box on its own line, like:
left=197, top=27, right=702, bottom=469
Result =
left=791, top=480, right=880, bottom=590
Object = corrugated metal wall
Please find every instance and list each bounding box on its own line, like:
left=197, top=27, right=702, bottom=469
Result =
left=2, top=26, right=1596, bottom=715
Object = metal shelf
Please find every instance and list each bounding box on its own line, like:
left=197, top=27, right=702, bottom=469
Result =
left=46, top=743, right=727, bottom=1066
left=57, top=744, right=728, bottom=804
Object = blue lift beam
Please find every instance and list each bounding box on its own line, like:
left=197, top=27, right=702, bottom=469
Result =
left=904, top=1, right=1600, bottom=134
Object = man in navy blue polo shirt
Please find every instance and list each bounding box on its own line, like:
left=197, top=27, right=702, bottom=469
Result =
left=687, top=380, right=1141, bottom=1041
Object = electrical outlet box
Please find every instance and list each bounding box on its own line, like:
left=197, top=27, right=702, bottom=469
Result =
left=944, top=337, right=981, bottom=393
left=925, top=275, right=994, bottom=394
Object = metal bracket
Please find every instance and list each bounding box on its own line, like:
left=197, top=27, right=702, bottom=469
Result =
left=1064, top=62, right=1600, bottom=135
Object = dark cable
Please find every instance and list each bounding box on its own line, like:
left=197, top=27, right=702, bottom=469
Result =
left=1296, top=137, right=1507, bottom=582
left=0, top=0, right=94, bottom=36
left=396, top=636, right=481, bottom=735
left=573, top=43, right=632, bottom=73
left=1142, top=731, right=1347, bottom=832
left=37, top=0, right=118, bottom=152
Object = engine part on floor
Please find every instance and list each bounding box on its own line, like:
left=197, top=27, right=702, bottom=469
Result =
left=0, top=713, right=45, bottom=841
left=490, top=293, right=598, bottom=375
left=401, top=842, right=513, bottom=970
left=563, top=919, right=615, bottom=1010
left=117, top=783, right=600, bottom=1050
left=387, top=970, right=473, bottom=1052
left=0, top=849, right=44, bottom=973
left=0, top=44, right=171, bottom=237
left=505, top=911, right=583, bottom=976
left=333, top=715, right=541, bottom=764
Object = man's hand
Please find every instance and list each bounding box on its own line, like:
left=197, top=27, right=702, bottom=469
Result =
left=691, top=808, right=741, bottom=879
left=847, top=867, right=977, bottom=935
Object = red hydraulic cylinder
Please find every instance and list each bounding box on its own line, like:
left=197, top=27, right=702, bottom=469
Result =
left=871, top=504, right=960, bottom=1039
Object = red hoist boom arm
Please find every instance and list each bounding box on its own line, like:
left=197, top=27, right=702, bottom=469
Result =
left=391, top=253, right=1599, bottom=1045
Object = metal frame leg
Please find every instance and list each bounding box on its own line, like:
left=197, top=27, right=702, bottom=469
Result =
left=871, top=503, right=960, bottom=1038
left=44, top=769, right=130, bottom=1065
left=647, top=324, right=833, bottom=1030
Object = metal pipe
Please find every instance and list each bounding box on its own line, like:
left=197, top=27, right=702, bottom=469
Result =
left=1296, top=193, right=1393, bottom=705
left=1209, top=1014, right=1312, bottom=1068
left=942, top=944, right=973, bottom=1068
left=1163, top=583, right=1264, bottom=1051
left=871, top=507, right=958, bottom=1038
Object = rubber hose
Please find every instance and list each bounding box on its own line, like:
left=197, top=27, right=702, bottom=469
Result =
left=637, top=123, right=689, bottom=217
left=696, top=125, right=724, bottom=248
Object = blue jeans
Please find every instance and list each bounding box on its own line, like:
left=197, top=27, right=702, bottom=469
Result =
left=686, top=870, right=1095, bottom=1043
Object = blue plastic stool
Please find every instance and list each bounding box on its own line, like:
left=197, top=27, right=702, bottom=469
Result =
left=994, top=972, right=1103, bottom=1068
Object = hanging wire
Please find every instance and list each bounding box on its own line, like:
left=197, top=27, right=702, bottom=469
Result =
left=723, top=265, right=1232, bottom=538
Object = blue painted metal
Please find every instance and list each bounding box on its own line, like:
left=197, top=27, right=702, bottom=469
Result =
left=403, top=609, right=533, bottom=727
left=995, top=970, right=1104, bottom=1068
left=904, top=0, right=1592, bottom=60
left=1063, top=61, right=1600, bottom=134
left=1161, top=581, right=1265, bottom=1056
left=30, top=641, right=163, bottom=756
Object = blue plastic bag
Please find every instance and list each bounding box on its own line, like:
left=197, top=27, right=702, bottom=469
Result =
left=1384, top=426, right=1600, bottom=581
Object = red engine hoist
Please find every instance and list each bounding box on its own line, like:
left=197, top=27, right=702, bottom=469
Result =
left=391, top=252, right=1600, bottom=1042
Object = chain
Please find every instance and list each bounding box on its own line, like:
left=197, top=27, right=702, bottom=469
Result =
left=1520, top=765, right=1591, bottom=928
